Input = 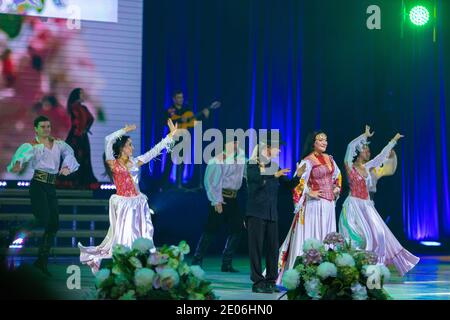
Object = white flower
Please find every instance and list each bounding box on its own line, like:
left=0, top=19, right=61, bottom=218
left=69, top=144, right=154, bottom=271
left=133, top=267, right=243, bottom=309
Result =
left=304, top=278, right=322, bottom=299
left=379, top=265, right=391, bottom=282
left=147, top=252, right=169, bottom=266
left=317, top=262, right=337, bottom=279
left=95, top=269, right=110, bottom=287
left=158, top=268, right=180, bottom=290
left=178, top=241, right=190, bottom=255
left=335, top=253, right=356, bottom=267
left=129, top=256, right=143, bottom=269
left=282, top=269, right=300, bottom=290
left=190, top=265, right=205, bottom=280
left=132, top=238, right=154, bottom=254
left=112, top=244, right=130, bottom=256
left=303, top=238, right=323, bottom=252
left=134, top=268, right=155, bottom=290
left=169, top=245, right=180, bottom=257
left=351, top=282, right=368, bottom=300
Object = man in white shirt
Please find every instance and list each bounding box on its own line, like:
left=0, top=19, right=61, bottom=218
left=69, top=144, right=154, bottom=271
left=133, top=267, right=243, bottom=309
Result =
left=7, top=116, right=79, bottom=276
left=191, top=140, right=245, bottom=272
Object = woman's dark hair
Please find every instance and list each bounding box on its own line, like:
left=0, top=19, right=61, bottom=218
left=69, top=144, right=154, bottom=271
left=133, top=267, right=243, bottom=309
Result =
left=67, top=88, right=83, bottom=114
left=301, top=130, right=327, bottom=159
left=103, top=135, right=130, bottom=180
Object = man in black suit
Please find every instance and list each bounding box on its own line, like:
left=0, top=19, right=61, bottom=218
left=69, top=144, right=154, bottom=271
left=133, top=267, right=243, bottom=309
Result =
left=245, top=138, right=305, bottom=293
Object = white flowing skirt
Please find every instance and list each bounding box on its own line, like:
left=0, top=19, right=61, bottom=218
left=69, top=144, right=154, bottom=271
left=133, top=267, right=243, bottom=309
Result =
left=78, top=193, right=155, bottom=273
left=276, top=198, right=336, bottom=285
left=338, top=196, right=420, bottom=276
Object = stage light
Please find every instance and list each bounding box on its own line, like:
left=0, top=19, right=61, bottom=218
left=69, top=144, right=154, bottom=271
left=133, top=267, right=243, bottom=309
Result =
left=420, top=241, right=441, bottom=247
left=17, top=181, right=30, bottom=187
left=0, top=181, right=7, bottom=187
left=9, top=237, right=24, bottom=249
left=409, top=5, right=430, bottom=26
left=100, top=184, right=116, bottom=190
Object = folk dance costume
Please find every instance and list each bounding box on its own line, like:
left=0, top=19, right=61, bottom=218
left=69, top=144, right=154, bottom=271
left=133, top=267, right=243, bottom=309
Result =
left=277, top=154, right=341, bottom=285
left=78, top=128, right=174, bottom=273
left=338, top=134, right=419, bottom=276
left=191, top=150, right=246, bottom=272
left=368, top=151, right=397, bottom=201
left=7, top=137, right=79, bottom=273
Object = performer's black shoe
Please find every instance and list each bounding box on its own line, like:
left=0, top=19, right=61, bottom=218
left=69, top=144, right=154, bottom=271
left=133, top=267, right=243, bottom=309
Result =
left=33, top=259, right=52, bottom=277
left=221, top=265, right=239, bottom=273
left=266, top=282, right=281, bottom=293
left=252, top=283, right=273, bottom=294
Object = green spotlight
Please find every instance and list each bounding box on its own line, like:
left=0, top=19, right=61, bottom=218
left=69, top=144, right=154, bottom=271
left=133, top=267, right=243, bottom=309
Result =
left=409, top=5, right=430, bottom=26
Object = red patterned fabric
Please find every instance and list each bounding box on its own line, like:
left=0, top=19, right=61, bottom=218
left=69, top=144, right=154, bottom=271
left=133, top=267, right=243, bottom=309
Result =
left=112, top=160, right=139, bottom=197
left=347, top=166, right=369, bottom=200
left=308, top=159, right=335, bottom=201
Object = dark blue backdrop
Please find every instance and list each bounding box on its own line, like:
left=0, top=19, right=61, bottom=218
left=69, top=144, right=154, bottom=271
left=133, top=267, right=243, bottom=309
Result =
left=141, top=0, right=449, bottom=245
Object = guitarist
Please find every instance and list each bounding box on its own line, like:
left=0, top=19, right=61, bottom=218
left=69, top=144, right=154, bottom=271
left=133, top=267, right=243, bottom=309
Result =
left=161, top=90, right=210, bottom=189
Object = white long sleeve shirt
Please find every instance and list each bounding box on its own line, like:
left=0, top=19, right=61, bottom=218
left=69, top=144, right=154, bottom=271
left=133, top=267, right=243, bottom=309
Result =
left=7, top=137, right=79, bottom=175
left=204, top=150, right=246, bottom=206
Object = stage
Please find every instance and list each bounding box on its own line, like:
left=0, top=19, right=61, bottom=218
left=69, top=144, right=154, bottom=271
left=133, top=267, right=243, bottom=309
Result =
left=4, top=255, right=450, bottom=300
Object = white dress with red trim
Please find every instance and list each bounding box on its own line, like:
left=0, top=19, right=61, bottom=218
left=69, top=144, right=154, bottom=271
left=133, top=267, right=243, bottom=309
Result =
left=78, top=129, right=174, bottom=273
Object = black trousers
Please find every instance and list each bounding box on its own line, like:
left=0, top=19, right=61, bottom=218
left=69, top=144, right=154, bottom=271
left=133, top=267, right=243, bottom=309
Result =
left=29, top=180, right=59, bottom=234
left=192, top=197, right=242, bottom=266
left=246, top=216, right=279, bottom=287
left=14, top=180, right=59, bottom=265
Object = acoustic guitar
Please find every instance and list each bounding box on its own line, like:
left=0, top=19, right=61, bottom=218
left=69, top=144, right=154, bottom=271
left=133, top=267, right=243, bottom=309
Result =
left=170, top=101, right=221, bottom=129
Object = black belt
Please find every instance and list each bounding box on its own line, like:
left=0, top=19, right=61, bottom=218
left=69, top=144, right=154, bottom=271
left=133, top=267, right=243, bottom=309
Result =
left=33, top=170, right=56, bottom=184
left=222, top=189, right=238, bottom=199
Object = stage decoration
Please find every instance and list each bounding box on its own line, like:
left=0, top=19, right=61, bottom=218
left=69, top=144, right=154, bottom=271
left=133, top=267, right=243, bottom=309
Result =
left=282, top=232, right=392, bottom=300
left=94, top=238, right=217, bottom=300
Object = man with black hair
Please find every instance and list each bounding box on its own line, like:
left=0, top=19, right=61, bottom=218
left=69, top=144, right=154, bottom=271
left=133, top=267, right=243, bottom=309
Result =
left=7, top=115, right=79, bottom=276
left=191, top=140, right=245, bottom=272
left=246, top=136, right=305, bottom=293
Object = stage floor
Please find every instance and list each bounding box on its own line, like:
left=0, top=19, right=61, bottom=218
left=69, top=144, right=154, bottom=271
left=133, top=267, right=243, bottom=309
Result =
left=4, top=254, right=450, bottom=300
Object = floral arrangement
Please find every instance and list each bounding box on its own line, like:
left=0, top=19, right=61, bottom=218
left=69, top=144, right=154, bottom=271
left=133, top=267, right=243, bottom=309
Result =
left=95, top=238, right=217, bottom=300
left=282, top=232, right=392, bottom=300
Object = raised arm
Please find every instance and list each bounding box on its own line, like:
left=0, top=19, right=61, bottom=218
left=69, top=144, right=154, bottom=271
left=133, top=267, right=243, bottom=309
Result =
left=365, top=134, right=403, bottom=170
left=7, top=143, right=34, bottom=173
left=136, top=119, right=177, bottom=166
left=104, top=124, right=135, bottom=169
left=372, top=150, right=398, bottom=179
left=344, top=125, right=373, bottom=169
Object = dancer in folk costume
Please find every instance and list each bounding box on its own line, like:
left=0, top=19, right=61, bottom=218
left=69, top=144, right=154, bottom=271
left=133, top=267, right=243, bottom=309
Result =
left=339, top=125, right=419, bottom=276
left=277, top=131, right=342, bottom=285
left=79, top=120, right=177, bottom=273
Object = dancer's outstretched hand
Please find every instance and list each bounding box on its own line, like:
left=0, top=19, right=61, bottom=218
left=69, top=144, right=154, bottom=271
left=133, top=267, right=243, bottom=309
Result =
left=168, top=119, right=178, bottom=138
left=364, top=125, right=375, bottom=138
left=275, top=168, right=290, bottom=178
left=392, top=133, right=404, bottom=142
left=124, top=124, right=137, bottom=133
